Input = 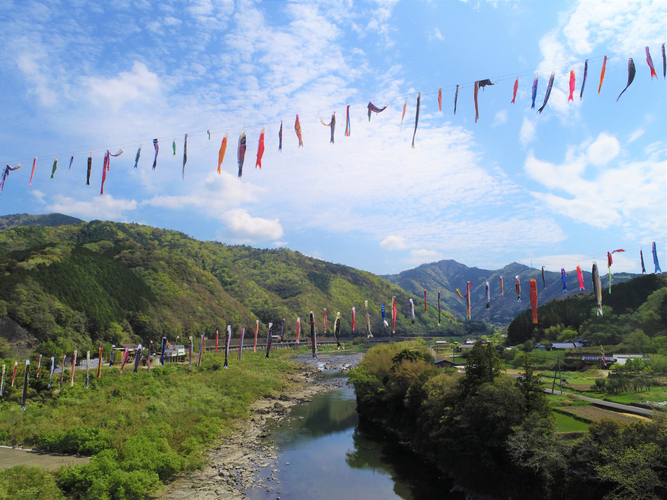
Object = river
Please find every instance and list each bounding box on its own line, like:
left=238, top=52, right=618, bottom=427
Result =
left=244, top=354, right=465, bottom=500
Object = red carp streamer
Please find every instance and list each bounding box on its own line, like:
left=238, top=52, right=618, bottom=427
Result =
left=392, top=296, right=397, bottom=334
left=511, top=78, right=518, bottom=104
left=500, top=276, right=504, bottom=295
left=256, top=128, right=265, bottom=169
left=646, top=46, right=658, bottom=79
left=296, top=317, right=301, bottom=344
left=577, top=265, right=585, bottom=291
left=424, top=290, right=427, bottom=312
left=530, top=279, right=538, bottom=324
left=352, top=307, right=356, bottom=331
left=438, top=88, right=442, bottom=112
left=568, top=69, right=575, bottom=102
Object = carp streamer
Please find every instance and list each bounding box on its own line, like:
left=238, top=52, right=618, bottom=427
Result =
left=568, top=69, right=575, bottom=102
left=577, top=265, right=585, bottom=290
left=607, top=249, right=625, bottom=292
left=238, top=328, right=245, bottom=361
left=537, top=72, right=555, bottom=114
left=237, top=130, right=246, bottom=179
left=640, top=250, right=646, bottom=274
left=646, top=46, right=658, bottom=79
left=409, top=298, right=415, bottom=324
left=437, top=288, right=441, bottom=326
left=352, top=307, right=356, bottom=332
left=30, top=157, right=36, bottom=186
left=86, top=154, right=92, bottom=185
left=279, top=122, right=283, bottom=151
left=182, top=134, right=188, bottom=180
left=320, top=114, right=336, bottom=144
left=345, top=106, right=351, bottom=137
left=0, top=163, right=21, bottom=196
left=592, top=262, right=603, bottom=316
left=412, top=92, right=421, bottom=148
left=295, top=114, right=303, bottom=147
left=382, top=303, right=388, bottom=327
left=530, top=279, right=538, bottom=324
left=617, top=58, right=636, bottom=102
left=485, top=282, right=490, bottom=309
left=454, top=85, right=460, bottom=115
left=310, top=311, right=317, bottom=360
left=296, top=317, right=301, bottom=344
left=438, top=89, right=442, bottom=112
left=423, top=290, right=427, bottom=312
left=541, top=266, right=546, bottom=289
left=333, top=312, right=343, bottom=349
left=392, top=296, right=397, bottom=334
left=515, top=276, right=521, bottom=302
left=511, top=78, right=518, bottom=104
left=653, top=242, right=662, bottom=273
left=134, top=147, right=141, bottom=169
left=253, top=319, right=259, bottom=352
left=365, top=300, right=373, bottom=338
left=500, top=276, right=504, bottom=295
left=256, top=128, right=265, bottom=168
left=225, top=325, right=232, bottom=367
left=580, top=59, right=588, bottom=100
left=561, top=268, right=567, bottom=293
left=152, top=139, right=159, bottom=170
left=401, top=100, right=407, bottom=127
left=323, top=308, right=327, bottom=334
left=456, top=281, right=472, bottom=319
left=598, top=55, right=607, bottom=94
left=367, top=102, right=387, bottom=121
left=265, top=323, right=273, bottom=360
left=531, top=75, right=538, bottom=109
left=51, top=157, right=58, bottom=179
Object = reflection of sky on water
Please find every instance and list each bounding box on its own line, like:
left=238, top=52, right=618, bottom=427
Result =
left=247, top=385, right=464, bottom=500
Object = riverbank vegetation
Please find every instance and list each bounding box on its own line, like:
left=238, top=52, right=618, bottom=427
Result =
left=348, top=341, right=667, bottom=499
left=0, top=350, right=300, bottom=499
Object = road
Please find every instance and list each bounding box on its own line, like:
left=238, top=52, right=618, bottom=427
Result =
left=545, top=388, right=654, bottom=417
left=0, top=446, right=90, bottom=470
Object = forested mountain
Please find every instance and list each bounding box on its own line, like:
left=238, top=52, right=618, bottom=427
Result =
left=0, top=212, right=83, bottom=230
left=383, top=259, right=640, bottom=326
left=507, top=273, right=667, bottom=347
left=0, top=217, right=458, bottom=355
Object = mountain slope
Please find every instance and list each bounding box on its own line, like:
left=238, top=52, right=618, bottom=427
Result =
left=383, top=259, right=640, bottom=326
left=0, top=213, right=84, bottom=231
left=0, top=217, right=460, bottom=355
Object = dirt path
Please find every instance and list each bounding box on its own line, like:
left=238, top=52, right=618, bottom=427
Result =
left=0, top=446, right=89, bottom=470
left=159, top=353, right=361, bottom=500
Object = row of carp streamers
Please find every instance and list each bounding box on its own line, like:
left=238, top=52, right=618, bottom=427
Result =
left=457, top=243, right=662, bottom=323
left=4, top=244, right=662, bottom=405
left=2, top=45, right=666, bottom=197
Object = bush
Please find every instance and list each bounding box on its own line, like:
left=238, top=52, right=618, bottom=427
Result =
left=0, top=466, right=65, bottom=500
left=37, top=426, right=112, bottom=456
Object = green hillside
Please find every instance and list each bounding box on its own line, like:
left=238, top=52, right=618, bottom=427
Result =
left=383, top=259, right=640, bottom=326
left=507, top=273, right=667, bottom=347
left=0, top=217, right=459, bottom=354
left=0, top=212, right=84, bottom=231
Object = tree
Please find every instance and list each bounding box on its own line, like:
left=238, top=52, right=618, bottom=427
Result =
left=518, top=355, right=551, bottom=419
left=627, top=329, right=651, bottom=355
left=460, top=343, right=504, bottom=398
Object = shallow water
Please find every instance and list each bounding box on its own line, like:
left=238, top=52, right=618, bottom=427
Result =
left=245, top=381, right=464, bottom=500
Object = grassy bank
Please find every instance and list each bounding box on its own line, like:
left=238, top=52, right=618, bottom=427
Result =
left=0, top=350, right=302, bottom=499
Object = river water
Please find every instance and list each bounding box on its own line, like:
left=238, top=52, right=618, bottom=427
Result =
left=245, top=355, right=465, bottom=500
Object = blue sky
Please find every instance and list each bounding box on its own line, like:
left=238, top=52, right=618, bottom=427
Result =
left=0, top=0, right=665, bottom=275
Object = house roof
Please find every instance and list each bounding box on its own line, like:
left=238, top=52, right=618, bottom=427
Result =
left=552, top=342, right=583, bottom=349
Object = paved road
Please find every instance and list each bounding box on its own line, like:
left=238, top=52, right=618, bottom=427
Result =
left=0, top=446, right=89, bottom=470
left=545, top=388, right=654, bottom=417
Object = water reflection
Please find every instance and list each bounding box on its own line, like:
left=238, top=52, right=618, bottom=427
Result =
left=246, top=383, right=464, bottom=500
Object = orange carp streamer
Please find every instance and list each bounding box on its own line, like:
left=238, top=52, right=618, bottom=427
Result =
left=217, top=134, right=227, bottom=174
left=598, top=55, right=607, bottom=94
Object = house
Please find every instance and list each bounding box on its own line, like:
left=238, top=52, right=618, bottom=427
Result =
left=576, top=338, right=592, bottom=348
left=434, top=359, right=457, bottom=368
left=534, top=343, right=549, bottom=351
left=552, top=342, right=584, bottom=350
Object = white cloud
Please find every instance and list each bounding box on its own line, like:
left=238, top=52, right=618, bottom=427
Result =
left=219, top=208, right=283, bottom=243
left=628, top=128, right=645, bottom=143
left=31, top=189, right=45, bottom=203
left=86, top=62, right=162, bottom=111
left=493, top=109, right=508, bottom=127
left=520, top=117, right=536, bottom=146
left=273, top=241, right=288, bottom=247
left=586, top=133, right=620, bottom=166
left=525, top=133, right=666, bottom=234
left=430, top=28, right=444, bottom=41
left=380, top=235, right=409, bottom=250
left=47, top=194, right=137, bottom=220
left=407, top=248, right=445, bottom=265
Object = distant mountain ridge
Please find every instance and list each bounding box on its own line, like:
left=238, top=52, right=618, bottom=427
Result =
left=0, top=213, right=84, bottom=231
left=383, top=259, right=641, bottom=326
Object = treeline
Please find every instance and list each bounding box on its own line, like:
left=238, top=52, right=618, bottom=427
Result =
left=508, top=274, right=667, bottom=348
left=348, top=342, right=667, bottom=499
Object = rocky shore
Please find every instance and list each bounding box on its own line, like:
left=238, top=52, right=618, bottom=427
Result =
left=161, top=353, right=360, bottom=500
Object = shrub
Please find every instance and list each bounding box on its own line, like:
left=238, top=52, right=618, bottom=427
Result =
left=0, top=466, right=64, bottom=500
left=37, top=426, right=112, bottom=456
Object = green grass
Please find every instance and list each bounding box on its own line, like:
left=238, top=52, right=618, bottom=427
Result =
left=553, top=411, right=590, bottom=433
left=0, top=350, right=302, bottom=499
